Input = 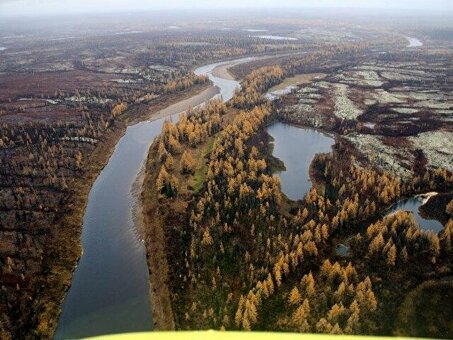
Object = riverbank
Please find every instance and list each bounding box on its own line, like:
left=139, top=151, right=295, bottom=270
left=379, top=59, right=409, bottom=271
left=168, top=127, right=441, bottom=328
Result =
left=44, top=83, right=211, bottom=338
left=140, top=144, right=176, bottom=330
left=127, top=86, right=219, bottom=126
left=212, top=64, right=236, bottom=80
left=135, top=87, right=227, bottom=331
left=129, top=82, right=219, bottom=250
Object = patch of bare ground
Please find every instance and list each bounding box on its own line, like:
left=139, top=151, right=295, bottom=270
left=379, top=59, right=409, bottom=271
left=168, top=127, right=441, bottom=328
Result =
left=267, top=73, right=325, bottom=93
left=126, top=84, right=216, bottom=125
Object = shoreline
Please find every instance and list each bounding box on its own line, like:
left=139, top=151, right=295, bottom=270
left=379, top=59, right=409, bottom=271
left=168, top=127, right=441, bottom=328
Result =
left=133, top=86, right=223, bottom=330
left=130, top=84, right=219, bottom=243
left=140, top=145, right=176, bottom=330
left=417, top=191, right=438, bottom=205
left=212, top=63, right=236, bottom=80
left=50, top=83, right=212, bottom=337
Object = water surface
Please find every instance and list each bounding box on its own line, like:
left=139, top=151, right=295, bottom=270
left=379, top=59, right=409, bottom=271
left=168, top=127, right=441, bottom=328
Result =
left=195, top=57, right=254, bottom=101
left=388, top=196, right=443, bottom=233
left=406, top=36, right=423, bottom=48
left=267, top=122, right=334, bottom=200
left=55, top=57, right=247, bottom=339
left=252, top=35, right=298, bottom=41
left=336, top=244, right=351, bottom=256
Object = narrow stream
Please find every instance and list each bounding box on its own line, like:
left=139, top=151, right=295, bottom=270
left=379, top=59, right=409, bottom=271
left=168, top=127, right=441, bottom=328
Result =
left=55, top=57, right=247, bottom=339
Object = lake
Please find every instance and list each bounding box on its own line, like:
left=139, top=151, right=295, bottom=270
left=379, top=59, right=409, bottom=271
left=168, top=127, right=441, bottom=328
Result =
left=267, top=122, right=334, bottom=201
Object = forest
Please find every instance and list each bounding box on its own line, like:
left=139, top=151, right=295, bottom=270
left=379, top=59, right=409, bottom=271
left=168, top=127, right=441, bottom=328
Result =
left=1, top=9, right=453, bottom=340
left=142, top=48, right=453, bottom=337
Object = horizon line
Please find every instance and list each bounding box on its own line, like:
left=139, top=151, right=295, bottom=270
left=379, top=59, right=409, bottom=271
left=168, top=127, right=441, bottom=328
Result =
left=1, top=6, right=453, bottom=20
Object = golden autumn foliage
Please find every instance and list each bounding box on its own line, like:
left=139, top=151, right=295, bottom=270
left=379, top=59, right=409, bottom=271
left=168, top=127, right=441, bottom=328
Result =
left=289, top=286, right=302, bottom=305
left=276, top=260, right=377, bottom=334
left=446, top=200, right=453, bottom=216
left=180, top=150, right=195, bottom=174
left=232, top=66, right=284, bottom=109
left=156, top=165, right=179, bottom=198
left=145, top=52, right=453, bottom=336
left=111, top=102, right=127, bottom=117
left=360, top=211, right=441, bottom=264
left=163, top=72, right=208, bottom=93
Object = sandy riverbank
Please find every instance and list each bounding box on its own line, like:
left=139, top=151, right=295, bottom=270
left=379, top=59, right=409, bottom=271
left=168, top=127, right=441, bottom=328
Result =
left=148, top=86, right=219, bottom=121
left=212, top=63, right=236, bottom=80
left=52, top=83, right=212, bottom=337
left=135, top=85, right=222, bottom=331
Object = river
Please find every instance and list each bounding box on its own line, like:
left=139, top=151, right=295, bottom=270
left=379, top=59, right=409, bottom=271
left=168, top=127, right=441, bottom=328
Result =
left=267, top=122, right=334, bottom=201
left=55, top=57, right=247, bottom=339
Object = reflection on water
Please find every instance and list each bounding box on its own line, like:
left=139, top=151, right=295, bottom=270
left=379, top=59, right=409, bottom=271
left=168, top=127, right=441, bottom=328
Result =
left=388, top=196, right=443, bottom=233
left=55, top=119, right=163, bottom=339
left=267, top=122, right=334, bottom=201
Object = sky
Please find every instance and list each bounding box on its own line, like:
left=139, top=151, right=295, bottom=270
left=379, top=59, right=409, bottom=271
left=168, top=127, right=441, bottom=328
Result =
left=1, top=0, right=452, bottom=17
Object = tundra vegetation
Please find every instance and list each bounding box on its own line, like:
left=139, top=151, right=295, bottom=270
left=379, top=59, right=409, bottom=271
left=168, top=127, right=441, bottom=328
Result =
left=1, top=11, right=453, bottom=339
left=0, top=18, right=303, bottom=338
left=142, top=19, right=453, bottom=339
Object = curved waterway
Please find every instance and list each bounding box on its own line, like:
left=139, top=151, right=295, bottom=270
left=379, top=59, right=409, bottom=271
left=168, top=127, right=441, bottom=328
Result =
left=55, top=57, right=247, bottom=339
left=267, top=122, right=334, bottom=201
